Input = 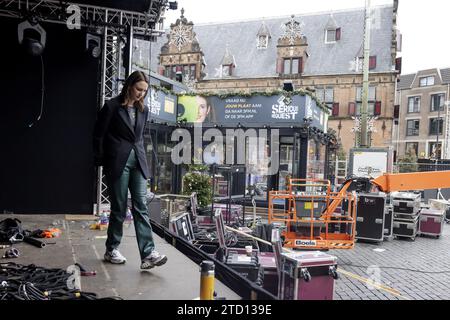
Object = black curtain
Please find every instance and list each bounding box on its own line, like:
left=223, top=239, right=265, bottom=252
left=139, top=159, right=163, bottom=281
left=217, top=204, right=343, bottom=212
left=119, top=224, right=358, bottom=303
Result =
left=0, top=18, right=100, bottom=214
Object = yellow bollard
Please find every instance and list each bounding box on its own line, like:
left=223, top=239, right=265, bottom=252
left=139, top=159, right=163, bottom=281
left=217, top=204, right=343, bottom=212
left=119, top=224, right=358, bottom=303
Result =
left=200, top=261, right=215, bottom=300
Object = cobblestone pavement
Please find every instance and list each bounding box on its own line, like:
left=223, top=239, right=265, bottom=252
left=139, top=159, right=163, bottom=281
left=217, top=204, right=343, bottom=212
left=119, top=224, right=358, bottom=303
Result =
left=333, top=223, right=450, bottom=300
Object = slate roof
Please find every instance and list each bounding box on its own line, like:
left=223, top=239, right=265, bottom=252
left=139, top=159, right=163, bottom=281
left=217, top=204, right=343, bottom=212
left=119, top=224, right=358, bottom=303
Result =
left=257, top=22, right=271, bottom=37
left=140, top=5, right=395, bottom=79
left=397, top=73, right=416, bottom=90
left=441, top=68, right=450, bottom=84
left=397, top=68, right=450, bottom=90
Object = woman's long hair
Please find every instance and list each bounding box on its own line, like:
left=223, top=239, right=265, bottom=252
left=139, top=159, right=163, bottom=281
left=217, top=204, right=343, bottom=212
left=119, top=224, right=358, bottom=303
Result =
left=119, top=71, right=149, bottom=112
left=204, top=96, right=217, bottom=123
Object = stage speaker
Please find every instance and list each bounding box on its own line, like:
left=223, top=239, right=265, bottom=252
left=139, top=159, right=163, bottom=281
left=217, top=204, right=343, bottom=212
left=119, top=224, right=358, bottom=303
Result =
left=18, top=20, right=46, bottom=56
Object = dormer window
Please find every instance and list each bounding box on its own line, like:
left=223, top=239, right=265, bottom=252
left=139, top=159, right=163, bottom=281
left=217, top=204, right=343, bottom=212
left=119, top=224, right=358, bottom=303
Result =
left=353, top=56, right=377, bottom=71
left=257, top=35, right=269, bottom=49
left=420, top=76, right=435, bottom=87
left=220, top=47, right=236, bottom=77
left=325, top=28, right=341, bottom=43
left=256, top=22, right=271, bottom=50
left=324, top=15, right=340, bottom=44
left=222, top=64, right=233, bottom=76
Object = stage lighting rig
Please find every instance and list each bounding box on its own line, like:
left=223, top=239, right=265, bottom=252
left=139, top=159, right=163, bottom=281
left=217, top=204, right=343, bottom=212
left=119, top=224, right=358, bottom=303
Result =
left=86, top=33, right=101, bottom=58
left=18, top=18, right=46, bottom=56
left=168, top=1, right=178, bottom=10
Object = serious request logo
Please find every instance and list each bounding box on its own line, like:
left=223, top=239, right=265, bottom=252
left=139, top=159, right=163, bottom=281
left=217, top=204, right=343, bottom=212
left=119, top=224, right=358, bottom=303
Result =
left=271, top=96, right=299, bottom=121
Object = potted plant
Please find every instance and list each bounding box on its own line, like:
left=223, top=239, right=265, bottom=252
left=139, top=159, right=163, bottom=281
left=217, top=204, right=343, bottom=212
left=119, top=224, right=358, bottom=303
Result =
left=182, top=164, right=212, bottom=209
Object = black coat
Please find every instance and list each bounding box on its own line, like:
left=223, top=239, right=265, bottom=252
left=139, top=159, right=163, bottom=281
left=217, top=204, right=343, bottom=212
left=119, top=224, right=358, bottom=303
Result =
left=93, top=96, right=150, bottom=183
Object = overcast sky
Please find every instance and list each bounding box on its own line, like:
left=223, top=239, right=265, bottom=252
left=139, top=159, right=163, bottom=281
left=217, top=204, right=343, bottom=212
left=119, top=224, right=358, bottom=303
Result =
left=164, top=0, right=449, bottom=75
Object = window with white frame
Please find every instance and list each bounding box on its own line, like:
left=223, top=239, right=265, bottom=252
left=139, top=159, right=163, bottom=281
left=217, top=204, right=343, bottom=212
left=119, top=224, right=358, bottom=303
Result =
left=429, top=118, right=444, bottom=136
left=222, top=65, right=232, bottom=76
left=257, top=35, right=269, bottom=49
left=407, top=96, right=421, bottom=113
left=406, top=120, right=420, bottom=136
left=315, top=87, right=334, bottom=110
left=356, top=86, right=376, bottom=115
left=431, top=93, right=445, bottom=112
left=429, top=142, right=442, bottom=159
left=326, top=29, right=337, bottom=42
left=357, top=86, right=376, bottom=101
left=405, top=142, right=419, bottom=157
left=283, top=57, right=302, bottom=75
left=420, top=76, right=435, bottom=87
left=325, top=28, right=341, bottom=43
left=355, top=56, right=377, bottom=71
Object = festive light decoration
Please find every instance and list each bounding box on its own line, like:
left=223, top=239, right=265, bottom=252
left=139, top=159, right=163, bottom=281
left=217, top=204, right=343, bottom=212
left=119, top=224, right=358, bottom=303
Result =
left=182, top=74, right=197, bottom=93
left=149, top=85, right=331, bottom=114
left=351, top=116, right=378, bottom=133
left=169, top=18, right=193, bottom=52
left=280, top=15, right=305, bottom=45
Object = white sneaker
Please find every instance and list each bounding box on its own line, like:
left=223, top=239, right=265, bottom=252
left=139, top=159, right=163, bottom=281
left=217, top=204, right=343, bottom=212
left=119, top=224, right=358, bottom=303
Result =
left=141, top=250, right=168, bottom=270
left=104, top=249, right=127, bottom=264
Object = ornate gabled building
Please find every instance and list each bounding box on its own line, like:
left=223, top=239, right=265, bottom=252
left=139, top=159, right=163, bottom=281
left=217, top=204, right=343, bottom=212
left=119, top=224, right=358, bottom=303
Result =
left=134, top=2, right=401, bottom=156
left=158, top=9, right=206, bottom=81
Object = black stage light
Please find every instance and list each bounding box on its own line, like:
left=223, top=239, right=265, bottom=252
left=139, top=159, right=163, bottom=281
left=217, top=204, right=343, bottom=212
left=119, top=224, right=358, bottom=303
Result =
left=169, top=1, right=178, bottom=10
left=86, top=33, right=101, bottom=58
left=18, top=19, right=46, bottom=56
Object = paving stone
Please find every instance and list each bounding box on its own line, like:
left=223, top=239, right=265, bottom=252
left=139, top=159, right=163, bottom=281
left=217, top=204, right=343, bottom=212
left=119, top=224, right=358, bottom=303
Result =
left=333, top=223, right=450, bottom=301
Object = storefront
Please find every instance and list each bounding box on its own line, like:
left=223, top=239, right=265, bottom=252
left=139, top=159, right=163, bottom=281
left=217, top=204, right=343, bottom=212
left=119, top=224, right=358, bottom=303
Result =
left=144, top=73, right=184, bottom=194
left=145, top=83, right=337, bottom=206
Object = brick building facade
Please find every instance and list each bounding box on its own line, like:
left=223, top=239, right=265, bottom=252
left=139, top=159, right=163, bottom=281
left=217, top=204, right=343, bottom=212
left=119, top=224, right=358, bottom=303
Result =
left=395, top=68, right=450, bottom=159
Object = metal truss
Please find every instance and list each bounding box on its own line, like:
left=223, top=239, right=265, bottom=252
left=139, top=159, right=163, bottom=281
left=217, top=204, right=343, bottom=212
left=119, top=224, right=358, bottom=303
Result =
left=0, top=0, right=168, bottom=215
left=96, top=4, right=166, bottom=215
left=95, top=23, right=122, bottom=215
left=0, top=0, right=167, bottom=31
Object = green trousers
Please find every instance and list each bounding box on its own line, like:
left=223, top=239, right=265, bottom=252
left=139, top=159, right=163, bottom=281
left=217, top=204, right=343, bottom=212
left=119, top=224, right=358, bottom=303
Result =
left=106, top=149, right=155, bottom=260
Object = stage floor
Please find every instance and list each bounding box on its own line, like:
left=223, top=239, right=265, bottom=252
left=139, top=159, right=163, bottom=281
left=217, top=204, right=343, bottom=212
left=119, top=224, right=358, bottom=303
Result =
left=0, top=214, right=241, bottom=300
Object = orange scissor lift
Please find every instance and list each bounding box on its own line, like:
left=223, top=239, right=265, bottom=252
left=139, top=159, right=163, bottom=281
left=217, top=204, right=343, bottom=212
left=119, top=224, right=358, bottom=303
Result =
left=269, top=178, right=358, bottom=251
left=269, top=171, right=450, bottom=251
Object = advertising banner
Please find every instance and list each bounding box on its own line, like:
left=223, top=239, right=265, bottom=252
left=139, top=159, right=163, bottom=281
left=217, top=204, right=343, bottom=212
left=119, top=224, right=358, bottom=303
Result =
left=177, top=94, right=328, bottom=131
left=145, top=88, right=178, bottom=123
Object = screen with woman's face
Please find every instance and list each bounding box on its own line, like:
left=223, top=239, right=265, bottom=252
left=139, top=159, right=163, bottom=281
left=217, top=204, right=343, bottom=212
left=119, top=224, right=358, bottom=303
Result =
left=177, top=96, right=211, bottom=123
left=196, top=96, right=210, bottom=123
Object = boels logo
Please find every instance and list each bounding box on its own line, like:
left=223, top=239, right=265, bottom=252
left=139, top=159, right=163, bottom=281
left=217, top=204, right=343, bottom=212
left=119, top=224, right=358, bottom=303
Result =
left=295, top=240, right=317, bottom=247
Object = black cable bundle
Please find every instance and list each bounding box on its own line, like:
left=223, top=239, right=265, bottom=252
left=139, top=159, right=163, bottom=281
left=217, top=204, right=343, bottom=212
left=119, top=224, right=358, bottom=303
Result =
left=0, top=263, right=122, bottom=300
left=255, top=265, right=265, bottom=287
left=225, top=232, right=238, bottom=247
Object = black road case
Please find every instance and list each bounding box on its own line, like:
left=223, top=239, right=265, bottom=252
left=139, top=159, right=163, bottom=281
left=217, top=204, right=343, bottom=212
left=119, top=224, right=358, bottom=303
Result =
left=393, top=216, right=419, bottom=241
left=356, top=193, right=386, bottom=242
left=392, top=192, right=421, bottom=215
left=226, top=251, right=262, bottom=284
left=384, top=204, right=394, bottom=240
